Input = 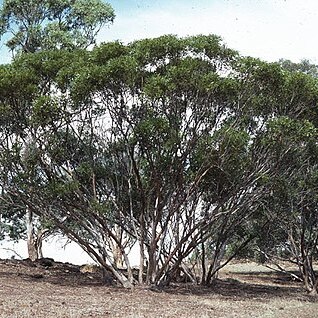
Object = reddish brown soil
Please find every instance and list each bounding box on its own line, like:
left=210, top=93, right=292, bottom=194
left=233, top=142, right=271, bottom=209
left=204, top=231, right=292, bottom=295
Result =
left=0, top=259, right=317, bottom=318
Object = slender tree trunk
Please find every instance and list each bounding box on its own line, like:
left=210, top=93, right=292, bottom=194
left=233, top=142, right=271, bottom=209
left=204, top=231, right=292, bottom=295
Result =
left=139, top=234, right=145, bottom=284
left=309, top=278, right=318, bottom=296
left=146, top=243, right=156, bottom=284
left=37, top=235, right=43, bottom=258
left=26, top=209, right=38, bottom=261
left=206, top=241, right=226, bottom=284
left=113, top=245, right=123, bottom=268
left=111, top=226, right=124, bottom=268
left=146, top=223, right=158, bottom=284
left=201, top=232, right=206, bottom=285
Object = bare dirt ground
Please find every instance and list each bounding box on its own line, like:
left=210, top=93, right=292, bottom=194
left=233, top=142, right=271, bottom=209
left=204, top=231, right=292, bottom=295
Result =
left=0, top=259, right=317, bottom=318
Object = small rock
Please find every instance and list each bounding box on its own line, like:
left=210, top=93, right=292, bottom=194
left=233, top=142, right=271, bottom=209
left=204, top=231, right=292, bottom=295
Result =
left=36, top=258, right=55, bottom=268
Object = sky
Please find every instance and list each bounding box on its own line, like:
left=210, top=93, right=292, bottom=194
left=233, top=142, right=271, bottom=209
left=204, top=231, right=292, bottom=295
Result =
left=0, top=235, right=95, bottom=265
left=101, top=0, right=318, bottom=63
left=1, top=0, right=318, bottom=64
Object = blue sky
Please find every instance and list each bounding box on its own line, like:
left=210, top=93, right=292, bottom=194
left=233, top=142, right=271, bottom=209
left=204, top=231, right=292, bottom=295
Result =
left=1, top=0, right=318, bottom=64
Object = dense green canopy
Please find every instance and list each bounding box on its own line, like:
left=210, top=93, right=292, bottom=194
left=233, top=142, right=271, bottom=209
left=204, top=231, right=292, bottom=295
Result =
left=0, top=0, right=115, bottom=54
left=0, top=34, right=318, bottom=291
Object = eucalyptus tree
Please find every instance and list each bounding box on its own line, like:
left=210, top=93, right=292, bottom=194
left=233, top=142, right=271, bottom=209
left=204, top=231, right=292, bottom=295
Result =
left=2, top=35, right=318, bottom=289
left=227, top=64, right=318, bottom=294
left=279, top=58, right=318, bottom=78
left=68, top=38, right=318, bottom=287
left=0, top=35, right=244, bottom=285
left=0, top=48, right=135, bottom=282
left=0, top=0, right=115, bottom=260
left=0, top=0, right=115, bottom=54
left=254, top=115, right=318, bottom=294
left=73, top=35, right=269, bottom=286
left=0, top=49, right=89, bottom=259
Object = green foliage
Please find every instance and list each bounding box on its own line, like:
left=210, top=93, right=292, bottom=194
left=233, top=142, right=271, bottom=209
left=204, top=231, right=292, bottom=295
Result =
left=92, top=41, right=128, bottom=65
left=264, top=117, right=317, bottom=160
left=279, top=58, right=318, bottom=77
left=130, top=34, right=187, bottom=66
left=1, top=34, right=318, bottom=287
left=0, top=202, right=26, bottom=241
left=32, top=96, right=61, bottom=126
left=0, top=0, right=115, bottom=54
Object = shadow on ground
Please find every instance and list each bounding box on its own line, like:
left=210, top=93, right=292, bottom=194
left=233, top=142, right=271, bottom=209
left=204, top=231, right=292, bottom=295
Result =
left=0, top=258, right=317, bottom=302
left=155, top=271, right=317, bottom=302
